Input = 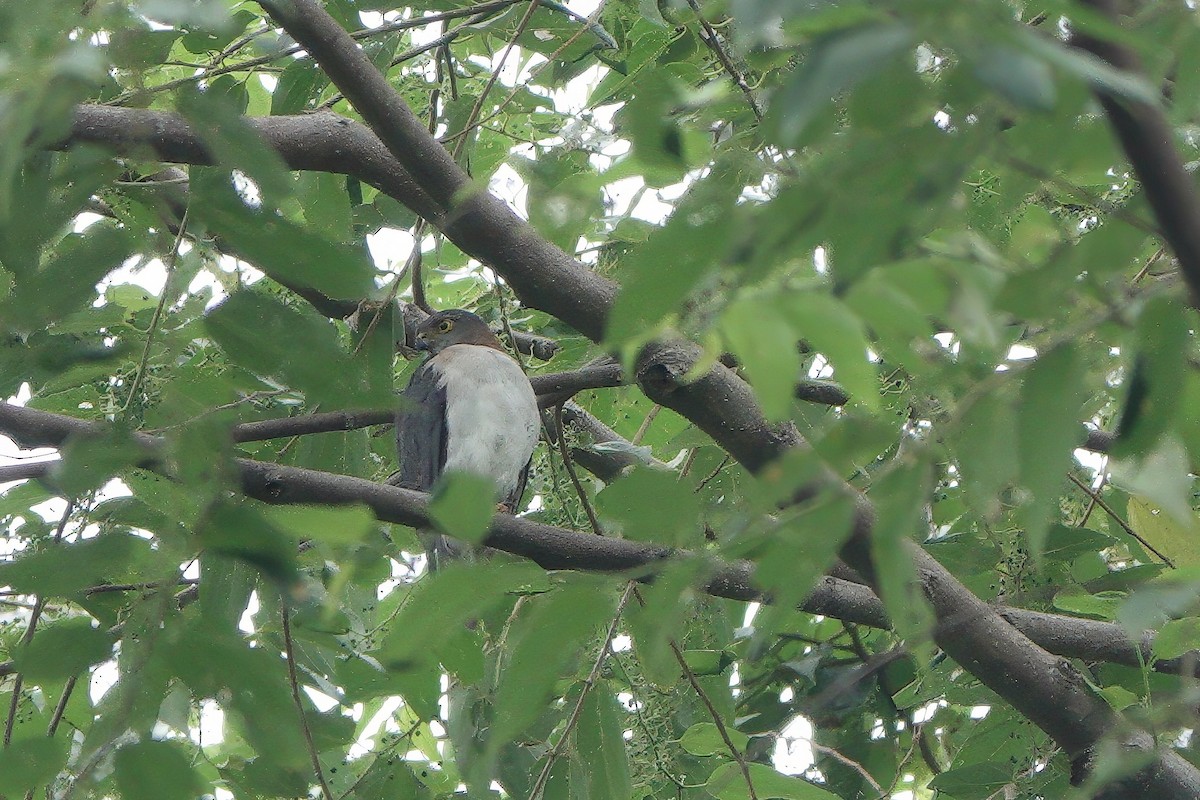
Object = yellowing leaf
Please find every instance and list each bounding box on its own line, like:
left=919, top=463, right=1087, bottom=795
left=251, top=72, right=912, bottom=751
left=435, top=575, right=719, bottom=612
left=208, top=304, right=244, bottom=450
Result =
left=1127, top=496, right=1200, bottom=568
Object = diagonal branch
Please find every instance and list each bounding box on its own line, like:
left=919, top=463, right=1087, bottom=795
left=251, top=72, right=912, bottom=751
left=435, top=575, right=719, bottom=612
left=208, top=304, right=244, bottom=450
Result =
left=1072, top=1, right=1200, bottom=306
left=52, top=0, right=1200, bottom=787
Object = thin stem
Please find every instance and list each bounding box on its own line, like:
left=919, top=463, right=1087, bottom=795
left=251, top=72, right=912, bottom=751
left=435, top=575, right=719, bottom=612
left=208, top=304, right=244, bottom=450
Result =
left=631, top=404, right=661, bottom=446
left=667, top=638, right=757, bottom=800
left=528, top=581, right=636, bottom=800
left=110, top=1, right=521, bottom=106
left=554, top=404, right=602, bottom=535
left=450, top=0, right=542, bottom=162
left=813, top=742, right=884, bottom=797
left=685, top=0, right=762, bottom=121
left=4, top=500, right=74, bottom=747
left=282, top=604, right=336, bottom=800
left=440, top=1, right=605, bottom=146
left=631, top=586, right=757, bottom=800
left=122, top=203, right=190, bottom=413
left=46, top=675, right=78, bottom=737
left=1067, top=473, right=1174, bottom=567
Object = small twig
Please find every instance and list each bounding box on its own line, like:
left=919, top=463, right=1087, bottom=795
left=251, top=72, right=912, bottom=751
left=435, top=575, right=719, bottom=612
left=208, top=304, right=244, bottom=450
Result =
left=1132, top=246, right=1167, bottom=284
left=631, top=586, right=757, bottom=800
left=450, top=0, right=542, bottom=162
left=354, top=218, right=427, bottom=354
left=111, top=1, right=521, bottom=107
left=1075, top=469, right=1108, bottom=529
left=440, top=1, right=605, bottom=146
left=1067, top=473, right=1174, bottom=567
left=631, top=404, right=662, bottom=446
left=122, top=203, right=190, bottom=413
left=529, top=581, right=636, bottom=800
left=319, top=11, right=504, bottom=110
left=685, top=0, right=762, bottom=121
left=811, top=742, right=884, bottom=797
left=282, top=604, right=336, bottom=800
left=4, top=500, right=74, bottom=747
left=493, top=278, right=528, bottom=371
left=46, top=675, right=78, bottom=738
left=554, top=404, right=602, bottom=535
left=667, top=637, right=757, bottom=800
left=693, top=454, right=731, bottom=494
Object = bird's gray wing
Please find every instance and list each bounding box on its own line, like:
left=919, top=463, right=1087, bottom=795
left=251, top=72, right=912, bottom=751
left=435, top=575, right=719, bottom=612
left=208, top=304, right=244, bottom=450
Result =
left=501, top=460, right=532, bottom=513
left=390, top=359, right=466, bottom=568
left=392, top=359, right=447, bottom=492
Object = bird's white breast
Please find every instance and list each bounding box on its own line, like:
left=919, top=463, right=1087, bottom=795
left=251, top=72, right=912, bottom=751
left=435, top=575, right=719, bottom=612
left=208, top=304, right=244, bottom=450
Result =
left=435, top=345, right=540, bottom=499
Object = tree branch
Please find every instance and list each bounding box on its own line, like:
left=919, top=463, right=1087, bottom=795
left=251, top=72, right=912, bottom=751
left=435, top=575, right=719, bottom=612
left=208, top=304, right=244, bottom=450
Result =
left=47, top=0, right=1196, bottom=786
left=0, top=401, right=1194, bottom=678
left=1072, top=1, right=1200, bottom=306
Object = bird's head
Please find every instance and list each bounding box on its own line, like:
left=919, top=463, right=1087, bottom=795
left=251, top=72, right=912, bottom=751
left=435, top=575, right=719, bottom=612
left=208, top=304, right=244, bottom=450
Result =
left=413, top=309, right=504, bottom=355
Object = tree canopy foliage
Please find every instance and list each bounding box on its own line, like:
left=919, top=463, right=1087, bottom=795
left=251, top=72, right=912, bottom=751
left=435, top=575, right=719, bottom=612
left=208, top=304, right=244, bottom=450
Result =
left=3, top=0, right=1200, bottom=797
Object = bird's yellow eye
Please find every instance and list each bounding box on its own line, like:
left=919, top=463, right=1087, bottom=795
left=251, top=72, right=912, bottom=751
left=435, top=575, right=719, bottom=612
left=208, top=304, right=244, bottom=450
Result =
left=437, top=319, right=454, bottom=333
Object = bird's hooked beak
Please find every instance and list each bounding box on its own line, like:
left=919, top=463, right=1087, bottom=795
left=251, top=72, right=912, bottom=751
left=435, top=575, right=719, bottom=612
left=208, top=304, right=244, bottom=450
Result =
left=414, top=333, right=430, bottom=351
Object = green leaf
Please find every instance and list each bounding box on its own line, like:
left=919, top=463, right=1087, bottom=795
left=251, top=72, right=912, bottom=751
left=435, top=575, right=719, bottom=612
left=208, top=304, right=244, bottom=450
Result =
left=1020, top=30, right=1160, bottom=106
left=1117, top=576, right=1200, bottom=634
left=869, top=461, right=935, bottom=656
left=200, top=554, right=257, bottom=630
left=956, top=392, right=1018, bottom=519
left=767, top=23, right=913, bottom=146
left=260, top=503, right=377, bottom=546
left=489, top=582, right=615, bottom=749
left=682, top=649, right=735, bottom=675
left=1043, top=524, right=1114, bottom=563
left=52, top=427, right=150, bottom=496
left=1126, top=495, right=1200, bottom=568
left=680, top=722, right=749, bottom=757
left=605, top=160, right=744, bottom=346
left=113, top=740, right=205, bottom=800
left=780, top=293, right=880, bottom=412
left=0, top=533, right=153, bottom=597
left=166, top=621, right=309, bottom=770
left=15, top=617, right=114, bottom=683
left=178, top=90, right=293, bottom=204
left=596, top=467, right=700, bottom=544
left=190, top=166, right=375, bottom=300
left=1112, top=296, right=1189, bottom=457
left=1152, top=617, right=1200, bottom=661
left=0, top=737, right=69, bottom=795
left=376, top=560, right=548, bottom=669
left=204, top=290, right=384, bottom=407
left=428, top=472, right=498, bottom=545
left=707, top=762, right=837, bottom=799
left=197, top=502, right=298, bottom=586
left=575, top=689, right=631, bottom=800
left=1112, top=439, right=1195, bottom=531
left=928, top=762, right=1013, bottom=799
left=0, top=222, right=135, bottom=331
left=720, top=297, right=800, bottom=421
left=1016, top=344, right=1088, bottom=557
left=1052, top=591, right=1123, bottom=620
left=971, top=42, right=1056, bottom=110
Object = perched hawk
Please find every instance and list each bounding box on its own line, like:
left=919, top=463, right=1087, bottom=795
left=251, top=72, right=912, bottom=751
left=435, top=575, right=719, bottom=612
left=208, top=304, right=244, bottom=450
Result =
left=391, top=309, right=540, bottom=565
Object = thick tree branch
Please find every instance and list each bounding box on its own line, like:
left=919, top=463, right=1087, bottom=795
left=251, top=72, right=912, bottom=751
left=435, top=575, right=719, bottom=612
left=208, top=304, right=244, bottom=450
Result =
left=1073, top=1, right=1200, bottom=305
left=254, top=0, right=618, bottom=341
left=49, top=0, right=1195, bottom=786
left=0, top=400, right=1193, bottom=678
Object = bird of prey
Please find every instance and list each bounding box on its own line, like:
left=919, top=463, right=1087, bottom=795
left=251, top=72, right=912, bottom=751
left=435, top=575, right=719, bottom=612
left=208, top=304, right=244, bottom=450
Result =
left=390, top=309, right=540, bottom=566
